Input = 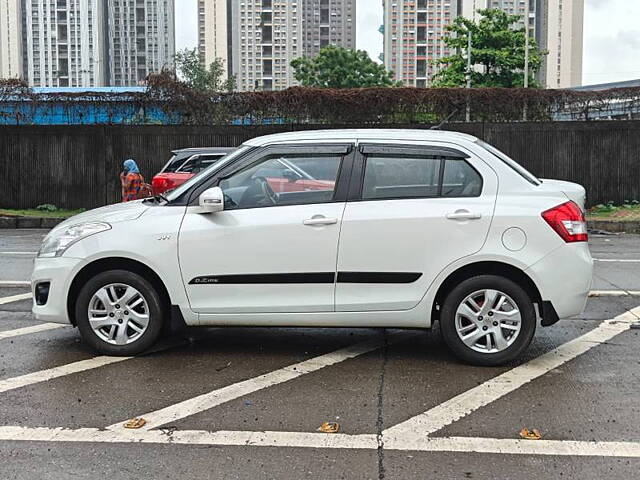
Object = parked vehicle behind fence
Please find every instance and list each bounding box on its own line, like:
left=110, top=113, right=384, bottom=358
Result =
left=151, top=147, right=236, bottom=195
left=32, top=129, right=593, bottom=366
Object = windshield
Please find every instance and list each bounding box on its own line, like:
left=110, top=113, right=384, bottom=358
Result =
left=476, top=140, right=541, bottom=186
left=165, top=146, right=250, bottom=202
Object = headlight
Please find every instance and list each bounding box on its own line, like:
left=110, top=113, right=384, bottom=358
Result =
left=38, top=222, right=111, bottom=258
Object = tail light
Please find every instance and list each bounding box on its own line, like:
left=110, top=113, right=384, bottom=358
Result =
left=541, top=201, right=588, bottom=243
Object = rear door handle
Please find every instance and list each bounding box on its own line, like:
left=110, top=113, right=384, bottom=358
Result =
left=446, top=210, right=482, bottom=221
left=303, top=216, right=338, bottom=226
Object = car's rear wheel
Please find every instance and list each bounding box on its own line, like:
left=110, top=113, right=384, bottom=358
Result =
left=75, top=270, right=164, bottom=356
left=439, top=275, right=536, bottom=366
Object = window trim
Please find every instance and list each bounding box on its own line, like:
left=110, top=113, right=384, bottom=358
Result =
left=188, top=143, right=355, bottom=209
left=349, top=144, right=483, bottom=202
left=476, top=140, right=541, bottom=186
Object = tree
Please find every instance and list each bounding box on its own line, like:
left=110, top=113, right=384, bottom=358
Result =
left=291, top=45, right=399, bottom=88
left=432, top=9, right=546, bottom=88
left=174, top=48, right=236, bottom=92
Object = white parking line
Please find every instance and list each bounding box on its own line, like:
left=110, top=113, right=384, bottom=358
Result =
left=0, top=293, right=32, bottom=305
left=0, top=281, right=30, bottom=288
left=383, top=306, right=640, bottom=442
left=589, top=290, right=640, bottom=297
left=1, top=427, right=639, bottom=458
left=0, top=323, right=64, bottom=340
left=107, top=333, right=411, bottom=431
left=1, top=309, right=639, bottom=457
left=386, top=436, right=640, bottom=457
left=0, top=252, right=37, bottom=256
left=0, top=356, right=130, bottom=394
left=594, top=258, right=640, bottom=263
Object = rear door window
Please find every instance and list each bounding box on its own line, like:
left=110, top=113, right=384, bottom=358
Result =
left=442, top=159, right=483, bottom=197
left=360, top=150, right=482, bottom=200
left=362, top=155, right=441, bottom=200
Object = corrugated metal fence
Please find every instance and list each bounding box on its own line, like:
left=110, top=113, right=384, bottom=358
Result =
left=1, top=121, right=639, bottom=209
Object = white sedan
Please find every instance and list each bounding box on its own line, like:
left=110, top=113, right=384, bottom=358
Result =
left=32, top=129, right=593, bottom=365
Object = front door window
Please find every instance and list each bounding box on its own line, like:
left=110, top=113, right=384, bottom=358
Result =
left=219, top=154, right=342, bottom=209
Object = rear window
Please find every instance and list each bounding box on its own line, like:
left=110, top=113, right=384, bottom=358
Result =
left=163, top=154, right=186, bottom=173
left=476, top=140, right=541, bottom=186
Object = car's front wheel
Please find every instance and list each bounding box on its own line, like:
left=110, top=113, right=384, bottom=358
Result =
left=439, top=275, right=536, bottom=366
left=75, top=270, right=164, bottom=356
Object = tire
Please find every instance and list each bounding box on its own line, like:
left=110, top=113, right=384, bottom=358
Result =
left=75, top=270, right=164, bottom=356
left=439, top=275, right=536, bottom=366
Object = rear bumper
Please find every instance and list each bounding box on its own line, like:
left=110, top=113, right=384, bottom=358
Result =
left=31, top=256, right=83, bottom=325
left=526, top=242, right=593, bottom=321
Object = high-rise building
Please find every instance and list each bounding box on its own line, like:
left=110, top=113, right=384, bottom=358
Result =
left=545, top=0, right=583, bottom=88
left=199, top=0, right=356, bottom=91
left=382, top=0, right=461, bottom=87
left=23, top=0, right=107, bottom=87
left=18, top=0, right=175, bottom=87
left=107, top=0, right=176, bottom=86
left=198, top=0, right=231, bottom=74
left=0, top=0, right=23, bottom=79
left=461, top=0, right=584, bottom=88
left=302, top=0, right=356, bottom=57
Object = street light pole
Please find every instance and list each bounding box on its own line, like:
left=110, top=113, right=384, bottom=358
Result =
left=524, top=0, right=530, bottom=88
left=522, top=0, right=530, bottom=121
left=466, top=29, right=472, bottom=122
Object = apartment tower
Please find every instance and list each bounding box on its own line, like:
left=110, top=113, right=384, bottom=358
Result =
left=461, top=0, right=584, bottom=88
left=17, top=0, right=174, bottom=87
left=303, top=0, right=356, bottom=57
left=382, top=0, right=461, bottom=87
left=198, top=0, right=231, bottom=74
left=23, top=0, right=107, bottom=87
left=199, top=0, right=356, bottom=91
left=107, top=0, right=176, bottom=86
left=0, top=0, right=23, bottom=79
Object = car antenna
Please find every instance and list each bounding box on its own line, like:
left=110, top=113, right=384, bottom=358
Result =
left=430, top=109, right=458, bottom=130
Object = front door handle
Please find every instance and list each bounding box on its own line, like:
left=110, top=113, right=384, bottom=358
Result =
left=446, top=210, right=482, bottom=221
left=303, top=216, right=338, bottom=226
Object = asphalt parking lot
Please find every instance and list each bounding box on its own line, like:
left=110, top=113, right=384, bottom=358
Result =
left=0, top=230, right=639, bottom=480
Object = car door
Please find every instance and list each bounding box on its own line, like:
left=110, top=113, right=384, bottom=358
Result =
left=179, top=144, right=354, bottom=314
left=335, top=143, right=497, bottom=312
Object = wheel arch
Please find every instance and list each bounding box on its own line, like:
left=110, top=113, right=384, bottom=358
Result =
left=431, top=261, right=543, bottom=323
left=67, top=257, right=171, bottom=327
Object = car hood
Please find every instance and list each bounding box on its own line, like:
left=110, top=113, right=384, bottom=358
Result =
left=51, top=200, right=150, bottom=233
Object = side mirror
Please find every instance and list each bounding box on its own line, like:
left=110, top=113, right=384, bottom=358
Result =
left=198, top=187, right=224, bottom=213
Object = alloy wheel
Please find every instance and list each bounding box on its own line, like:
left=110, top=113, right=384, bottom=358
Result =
left=454, top=289, right=522, bottom=354
left=87, top=283, right=150, bottom=345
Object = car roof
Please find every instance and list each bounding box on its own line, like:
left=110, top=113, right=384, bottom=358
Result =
left=172, top=147, right=236, bottom=155
left=243, top=129, right=479, bottom=147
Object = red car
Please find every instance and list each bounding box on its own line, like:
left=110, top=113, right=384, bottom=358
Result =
left=152, top=148, right=236, bottom=195
left=153, top=148, right=335, bottom=196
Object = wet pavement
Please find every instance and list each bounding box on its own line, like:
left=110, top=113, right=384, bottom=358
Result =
left=0, top=230, right=639, bottom=479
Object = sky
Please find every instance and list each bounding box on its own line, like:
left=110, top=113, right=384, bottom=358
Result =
left=176, top=0, right=640, bottom=87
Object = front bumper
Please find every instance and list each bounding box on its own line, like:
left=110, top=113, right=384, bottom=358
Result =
left=31, top=256, right=83, bottom=325
left=526, top=242, right=593, bottom=321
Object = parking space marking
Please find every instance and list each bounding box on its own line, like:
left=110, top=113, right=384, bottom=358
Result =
left=383, top=306, right=640, bottom=442
left=107, top=333, right=412, bottom=431
left=0, top=252, right=37, bottom=256
left=594, top=258, right=640, bottom=263
left=589, top=290, right=640, bottom=297
left=0, top=281, right=30, bottom=288
left=384, top=436, right=640, bottom=457
left=0, top=323, right=65, bottom=340
left=0, top=293, right=32, bottom=305
left=0, top=356, right=130, bottom=394
left=1, top=427, right=640, bottom=458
